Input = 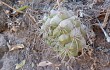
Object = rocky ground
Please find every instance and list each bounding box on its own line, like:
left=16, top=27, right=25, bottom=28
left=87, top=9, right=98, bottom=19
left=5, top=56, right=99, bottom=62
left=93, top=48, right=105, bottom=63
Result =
left=0, top=0, right=110, bottom=70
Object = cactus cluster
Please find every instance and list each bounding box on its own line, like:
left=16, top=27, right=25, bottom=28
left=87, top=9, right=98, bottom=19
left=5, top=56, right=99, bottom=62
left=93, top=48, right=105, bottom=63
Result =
left=41, top=8, right=87, bottom=57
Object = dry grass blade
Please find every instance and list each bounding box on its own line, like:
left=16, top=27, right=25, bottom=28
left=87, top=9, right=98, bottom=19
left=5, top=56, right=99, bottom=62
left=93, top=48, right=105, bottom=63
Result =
left=102, top=8, right=110, bottom=28
left=96, top=17, right=110, bottom=42
left=37, top=61, right=53, bottom=67
left=25, top=12, right=36, bottom=23
left=0, top=1, right=23, bottom=13
left=7, top=43, right=25, bottom=51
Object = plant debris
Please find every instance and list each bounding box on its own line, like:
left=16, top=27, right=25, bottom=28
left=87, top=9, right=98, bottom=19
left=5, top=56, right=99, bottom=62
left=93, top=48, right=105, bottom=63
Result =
left=15, top=59, right=26, bottom=69
left=37, top=61, right=53, bottom=67
left=7, top=43, right=24, bottom=51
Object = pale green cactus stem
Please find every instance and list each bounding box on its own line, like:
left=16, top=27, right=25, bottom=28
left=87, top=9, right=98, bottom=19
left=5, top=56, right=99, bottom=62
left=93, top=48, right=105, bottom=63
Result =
left=41, top=8, right=88, bottom=58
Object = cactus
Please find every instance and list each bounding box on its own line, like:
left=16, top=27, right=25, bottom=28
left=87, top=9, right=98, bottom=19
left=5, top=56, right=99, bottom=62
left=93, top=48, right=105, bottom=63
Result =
left=41, top=8, right=87, bottom=58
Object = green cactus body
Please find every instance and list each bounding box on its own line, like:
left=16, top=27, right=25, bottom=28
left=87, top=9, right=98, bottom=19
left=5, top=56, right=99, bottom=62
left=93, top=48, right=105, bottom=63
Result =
left=41, top=9, right=87, bottom=57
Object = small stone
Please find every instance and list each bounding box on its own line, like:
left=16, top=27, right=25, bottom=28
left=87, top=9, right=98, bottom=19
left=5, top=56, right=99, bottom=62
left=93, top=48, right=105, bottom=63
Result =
left=0, top=52, right=5, bottom=60
left=0, top=60, right=3, bottom=69
left=0, top=34, right=8, bottom=59
left=0, top=10, right=8, bottom=33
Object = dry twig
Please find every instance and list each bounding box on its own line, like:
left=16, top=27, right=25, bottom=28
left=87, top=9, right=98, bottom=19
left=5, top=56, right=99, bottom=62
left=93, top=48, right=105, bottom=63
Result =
left=102, top=8, right=110, bottom=28
left=0, top=1, right=23, bottom=13
left=96, top=17, right=110, bottom=42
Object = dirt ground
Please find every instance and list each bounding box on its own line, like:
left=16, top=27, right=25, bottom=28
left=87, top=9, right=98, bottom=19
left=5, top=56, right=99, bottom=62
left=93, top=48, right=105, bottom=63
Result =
left=0, top=0, right=110, bottom=70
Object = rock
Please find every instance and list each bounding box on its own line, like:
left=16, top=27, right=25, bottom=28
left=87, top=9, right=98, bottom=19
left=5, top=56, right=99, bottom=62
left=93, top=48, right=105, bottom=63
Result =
left=0, top=9, right=8, bottom=33
left=0, top=34, right=8, bottom=59
left=0, top=52, right=5, bottom=60
left=0, top=60, right=3, bottom=69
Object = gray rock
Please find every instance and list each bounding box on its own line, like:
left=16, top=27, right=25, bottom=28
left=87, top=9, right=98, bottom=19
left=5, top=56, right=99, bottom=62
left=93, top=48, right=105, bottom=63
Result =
left=0, top=60, right=3, bottom=69
left=0, top=10, right=8, bottom=32
left=0, top=34, right=8, bottom=59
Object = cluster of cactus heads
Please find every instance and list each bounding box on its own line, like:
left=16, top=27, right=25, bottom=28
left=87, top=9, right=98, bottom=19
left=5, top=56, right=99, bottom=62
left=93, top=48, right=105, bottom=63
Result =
left=41, top=8, right=87, bottom=58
